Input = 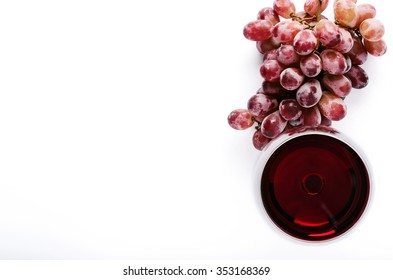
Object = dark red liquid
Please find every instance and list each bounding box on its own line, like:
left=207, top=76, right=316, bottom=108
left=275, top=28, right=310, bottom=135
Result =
left=261, top=134, right=370, bottom=241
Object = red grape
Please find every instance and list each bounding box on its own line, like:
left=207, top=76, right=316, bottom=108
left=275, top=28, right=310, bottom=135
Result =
left=300, top=53, right=323, bottom=77
left=314, top=19, right=342, bottom=48
left=247, top=94, right=279, bottom=118
left=252, top=130, right=271, bottom=150
left=261, top=81, right=288, bottom=97
left=318, top=92, right=347, bottom=121
left=257, top=37, right=281, bottom=54
left=293, top=29, right=318, bottom=56
left=261, top=110, right=288, bottom=138
left=228, top=109, right=254, bottom=130
left=257, top=7, right=280, bottom=25
left=300, top=106, right=322, bottom=127
left=333, top=27, right=354, bottom=54
left=304, top=0, right=329, bottom=16
left=273, top=0, right=296, bottom=19
left=279, top=99, right=302, bottom=121
left=272, top=20, right=303, bottom=43
left=359, top=18, right=385, bottom=42
left=243, top=20, right=273, bottom=41
left=364, top=39, right=387, bottom=57
left=280, top=68, right=305, bottom=91
left=321, top=74, right=352, bottom=98
left=334, top=0, right=358, bottom=28
left=260, top=60, right=285, bottom=83
left=277, top=44, right=300, bottom=66
left=356, top=4, right=376, bottom=28
left=345, top=65, right=369, bottom=89
left=320, top=49, right=348, bottom=75
left=296, top=79, right=323, bottom=108
left=263, top=49, right=279, bottom=61
left=347, top=36, right=368, bottom=65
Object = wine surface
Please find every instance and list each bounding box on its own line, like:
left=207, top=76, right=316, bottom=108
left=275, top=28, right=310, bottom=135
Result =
left=261, top=134, right=370, bottom=241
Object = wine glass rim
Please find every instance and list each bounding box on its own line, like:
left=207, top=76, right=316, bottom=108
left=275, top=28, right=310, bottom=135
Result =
left=254, top=125, right=373, bottom=243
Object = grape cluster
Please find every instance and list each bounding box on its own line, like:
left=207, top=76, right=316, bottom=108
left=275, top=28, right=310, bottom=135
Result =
left=227, top=0, right=387, bottom=150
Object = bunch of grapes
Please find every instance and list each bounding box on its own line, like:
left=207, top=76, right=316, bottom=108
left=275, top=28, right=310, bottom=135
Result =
left=227, top=0, right=387, bottom=150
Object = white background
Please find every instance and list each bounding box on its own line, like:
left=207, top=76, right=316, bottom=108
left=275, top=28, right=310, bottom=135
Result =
left=0, top=0, right=392, bottom=259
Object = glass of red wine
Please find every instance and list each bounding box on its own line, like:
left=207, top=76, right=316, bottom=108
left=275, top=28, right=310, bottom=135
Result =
left=257, top=126, right=371, bottom=241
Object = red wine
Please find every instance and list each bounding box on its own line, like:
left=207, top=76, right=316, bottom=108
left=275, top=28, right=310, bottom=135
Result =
left=261, top=132, right=370, bottom=241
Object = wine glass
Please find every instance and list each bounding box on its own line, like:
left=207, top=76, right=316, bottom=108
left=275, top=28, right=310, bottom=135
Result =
left=255, top=125, right=371, bottom=241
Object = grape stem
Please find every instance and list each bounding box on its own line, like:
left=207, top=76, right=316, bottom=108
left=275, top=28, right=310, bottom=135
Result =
left=290, top=13, right=316, bottom=23
left=316, top=0, right=322, bottom=22
left=251, top=116, right=262, bottom=130
left=290, top=13, right=317, bottom=29
left=354, top=29, right=362, bottom=38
